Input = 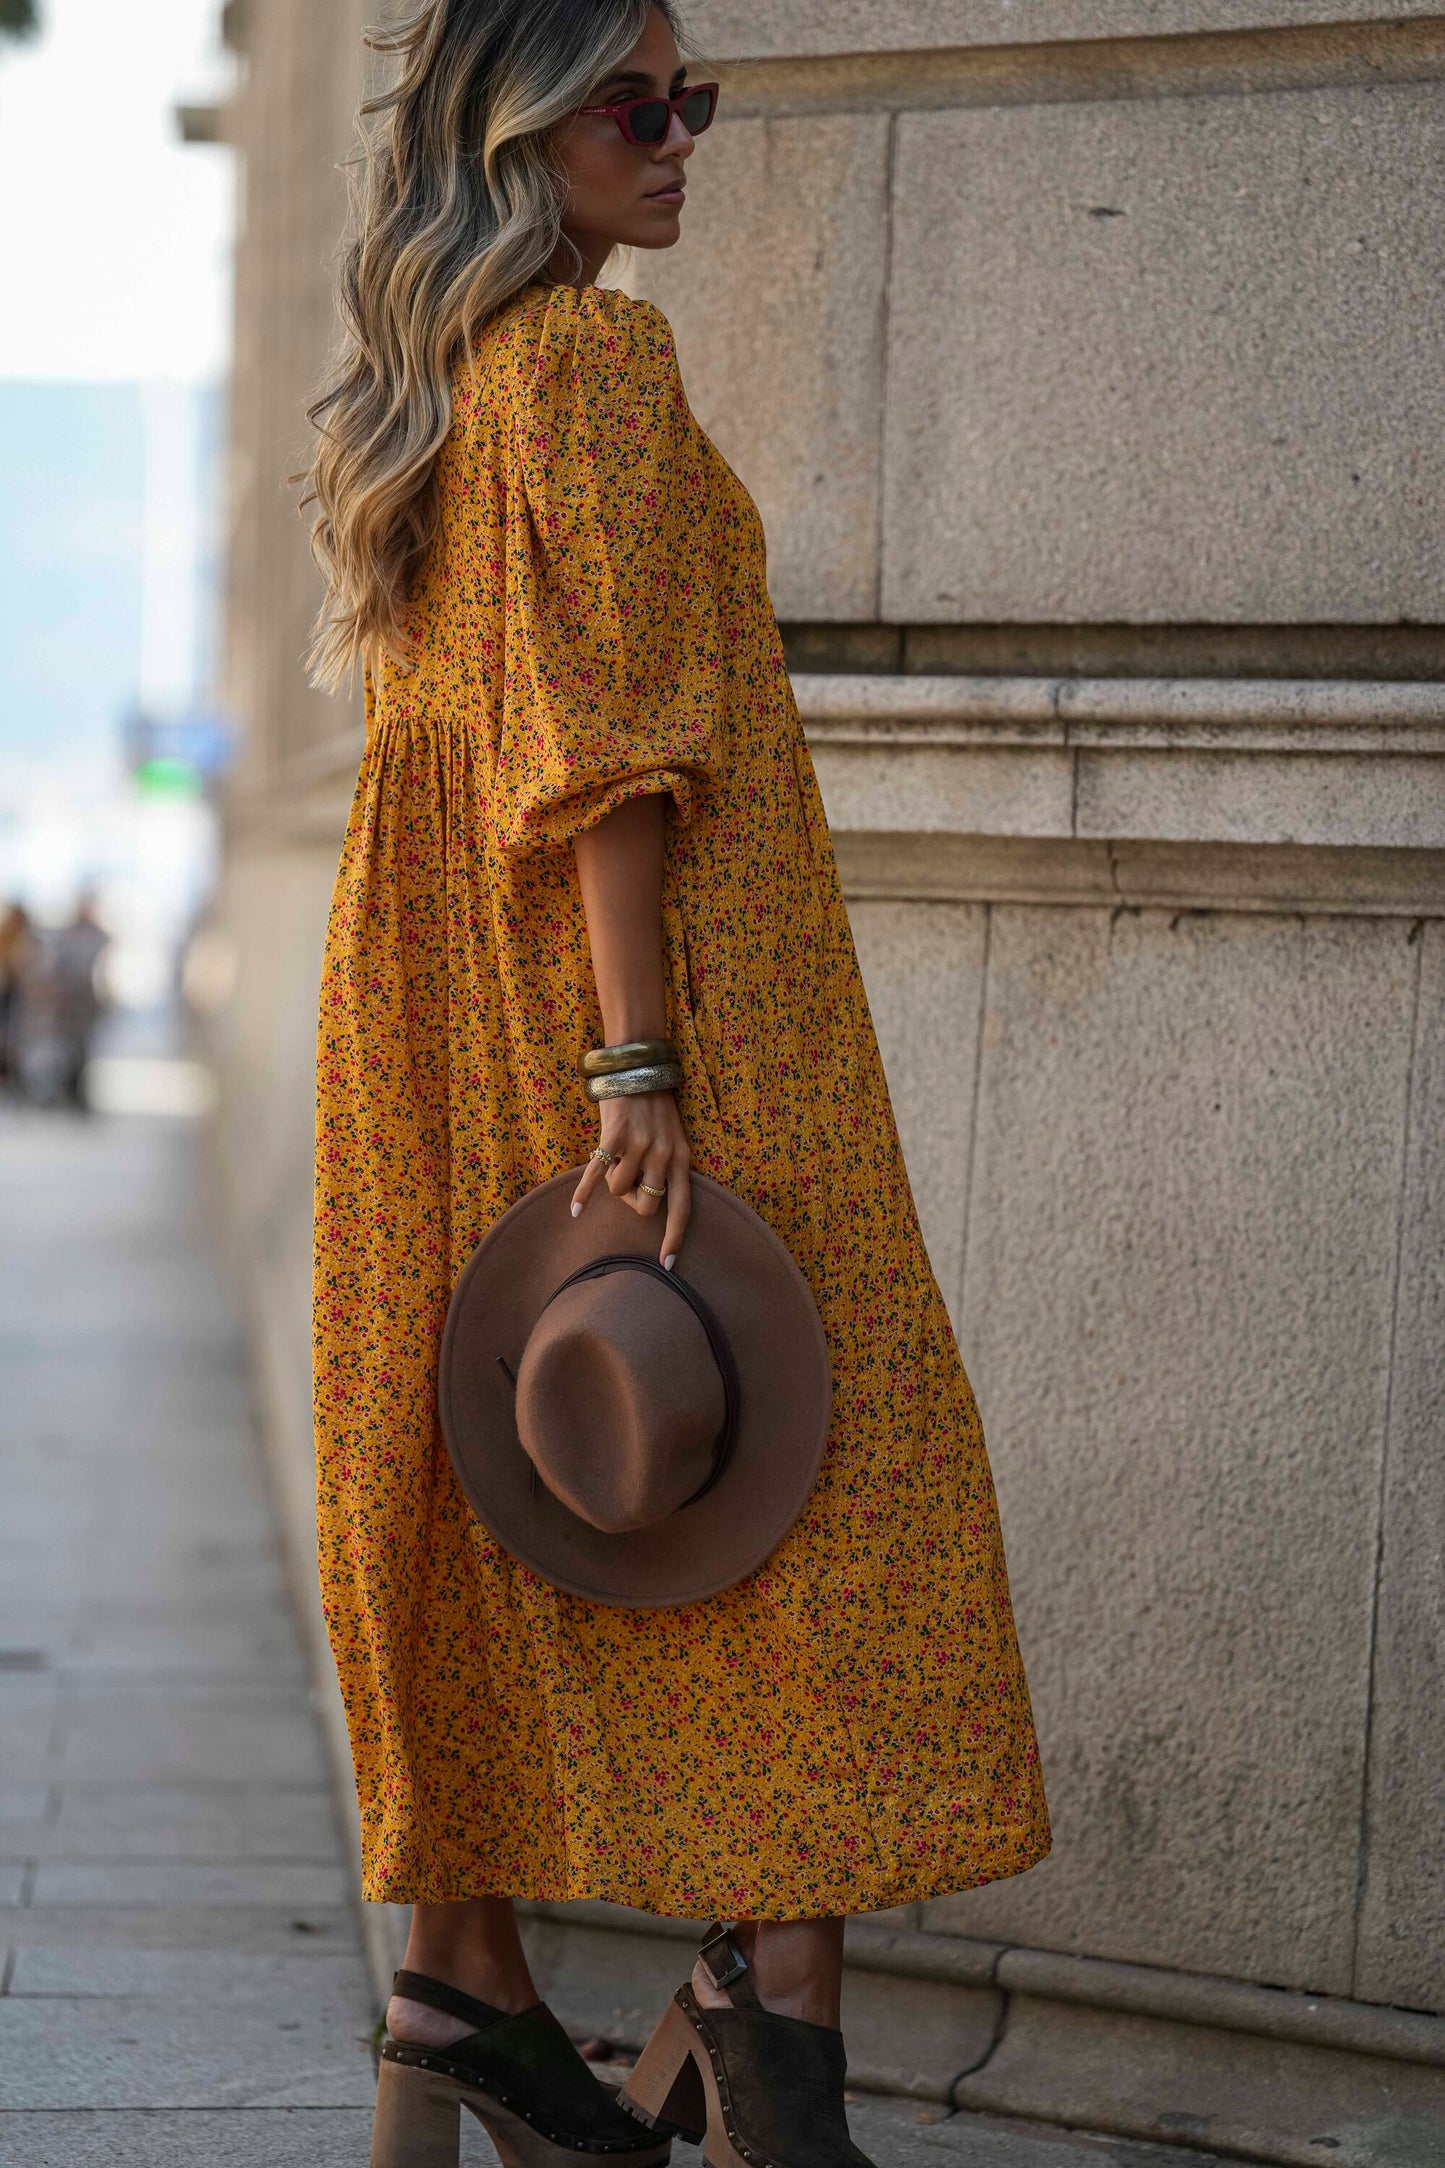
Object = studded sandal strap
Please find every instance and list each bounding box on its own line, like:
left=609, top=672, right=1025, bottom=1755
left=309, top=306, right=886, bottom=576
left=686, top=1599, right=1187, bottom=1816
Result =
left=697, top=1922, right=762, bottom=2006
left=391, top=1968, right=513, bottom=2033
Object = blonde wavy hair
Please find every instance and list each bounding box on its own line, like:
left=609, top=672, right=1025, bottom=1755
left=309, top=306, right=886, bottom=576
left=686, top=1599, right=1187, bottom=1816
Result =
left=300, top=0, right=675, bottom=693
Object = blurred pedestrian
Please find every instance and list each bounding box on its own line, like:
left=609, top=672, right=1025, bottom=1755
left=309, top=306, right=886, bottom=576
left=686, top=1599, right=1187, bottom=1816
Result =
left=0, top=901, right=35, bottom=1089
left=15, top=894, right=110, bottom=1110
left=51, top=893, right=110, bottom=1108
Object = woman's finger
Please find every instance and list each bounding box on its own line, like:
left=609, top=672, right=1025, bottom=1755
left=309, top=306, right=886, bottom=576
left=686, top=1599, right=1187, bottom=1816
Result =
left=606, top=1136, right=647, bottom=1200
left=632, top=1158, right=669, bottom=1218
left=571, top=1149, right=612, bottom=1217
left=660, top=1160, right=691, bottom=1267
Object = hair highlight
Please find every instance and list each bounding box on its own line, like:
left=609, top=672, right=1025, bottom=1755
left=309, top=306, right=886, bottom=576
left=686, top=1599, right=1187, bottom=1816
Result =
left=300, top=0, right=670, bottom=693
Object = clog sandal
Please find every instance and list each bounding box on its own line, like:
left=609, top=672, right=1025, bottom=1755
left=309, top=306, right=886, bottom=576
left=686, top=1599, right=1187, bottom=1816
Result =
left=371, top=1969, right=677, bottom=2167
left=619, top=1924, right=879, bottom=2168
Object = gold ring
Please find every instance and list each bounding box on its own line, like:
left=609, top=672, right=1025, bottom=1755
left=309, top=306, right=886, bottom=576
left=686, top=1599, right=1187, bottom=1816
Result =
left=591, top=1147, right=616, bottom=1168
left=637, top=1182, right=666, bottom=1198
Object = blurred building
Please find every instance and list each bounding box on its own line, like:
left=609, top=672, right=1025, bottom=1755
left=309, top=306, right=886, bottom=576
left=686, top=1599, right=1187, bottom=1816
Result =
left=210, top=5, right=1445, bottom=2157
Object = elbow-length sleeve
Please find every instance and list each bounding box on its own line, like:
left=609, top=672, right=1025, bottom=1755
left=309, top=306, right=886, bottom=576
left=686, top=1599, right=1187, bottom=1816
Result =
left=492, top=286, right=727, bottom=854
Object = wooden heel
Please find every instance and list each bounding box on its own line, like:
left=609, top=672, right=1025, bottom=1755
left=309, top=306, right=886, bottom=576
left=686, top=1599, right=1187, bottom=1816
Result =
left=371, top=2029, right=673, bottom=2168
left=619, top=1999, right=708, bottom=2143
left=370, top=2052, right=461, bottom=2168
left=471, top=2091, right=668, bottom=2167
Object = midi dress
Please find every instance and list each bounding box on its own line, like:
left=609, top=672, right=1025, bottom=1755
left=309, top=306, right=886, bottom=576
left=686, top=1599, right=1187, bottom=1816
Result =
left=313, top=281, right=1050, bottom=1916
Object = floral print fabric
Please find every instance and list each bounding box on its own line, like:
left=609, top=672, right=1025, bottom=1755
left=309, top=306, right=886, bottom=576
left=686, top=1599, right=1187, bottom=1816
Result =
left=314, top=282, right=1049, bottom=1914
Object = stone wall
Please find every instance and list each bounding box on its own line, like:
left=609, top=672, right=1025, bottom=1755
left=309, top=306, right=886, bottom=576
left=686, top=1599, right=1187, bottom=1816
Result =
left=210, top=4, right=1445, bottom=2157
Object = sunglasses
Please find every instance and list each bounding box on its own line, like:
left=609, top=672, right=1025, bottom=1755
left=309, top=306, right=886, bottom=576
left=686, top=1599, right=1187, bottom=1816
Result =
left=577, top=81, right=718, bottom=148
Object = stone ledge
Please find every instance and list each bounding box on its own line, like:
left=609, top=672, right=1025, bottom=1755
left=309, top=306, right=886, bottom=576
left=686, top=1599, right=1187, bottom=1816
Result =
left=796, top=673, right=1445, bottom=751
left=691, top=2, right=1445, bottom=65
left=714, top=17, right=1445, bottom=115
left=223, top=677, right=1445, bottom=895
left=800, top=676, right=1445, bottom=858
left=520, top=1901, right=1445, bottom=2072
left=955, top=1995, right=1445, bottom=2168
left=508, top=1904, right=1445, bottom=2165
left=831, top=834, right=1445, bottom=915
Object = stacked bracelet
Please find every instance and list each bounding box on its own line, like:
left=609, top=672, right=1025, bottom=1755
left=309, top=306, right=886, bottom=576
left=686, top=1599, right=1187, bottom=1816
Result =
left=580, top=1038, right=675, bottom=1078
left=584, top=1061, right=683, bottom=1103
left=581, top=1037, right=683, bottom=1102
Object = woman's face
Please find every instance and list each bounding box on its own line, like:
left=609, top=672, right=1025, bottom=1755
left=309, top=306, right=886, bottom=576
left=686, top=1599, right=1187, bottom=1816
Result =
left=553, top=9, right=699, bottom=270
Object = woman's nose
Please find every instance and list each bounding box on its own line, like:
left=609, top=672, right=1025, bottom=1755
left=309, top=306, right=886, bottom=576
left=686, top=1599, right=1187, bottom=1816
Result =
left=663, top=112, right=696, bottom=158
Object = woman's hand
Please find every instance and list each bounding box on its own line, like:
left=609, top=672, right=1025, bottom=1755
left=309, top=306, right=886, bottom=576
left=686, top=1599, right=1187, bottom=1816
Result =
left=570, top=1088, right=691, bottom=1268
left=570, top=794, right=690, bottom=1264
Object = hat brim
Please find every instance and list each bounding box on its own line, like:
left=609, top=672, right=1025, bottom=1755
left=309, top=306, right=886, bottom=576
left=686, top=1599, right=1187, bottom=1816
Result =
left=438, top=1170, right=832, bottom=1608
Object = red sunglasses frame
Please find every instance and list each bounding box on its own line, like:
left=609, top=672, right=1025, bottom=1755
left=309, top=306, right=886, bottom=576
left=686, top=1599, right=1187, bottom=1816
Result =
left=577, top=82, right=719, bottom=148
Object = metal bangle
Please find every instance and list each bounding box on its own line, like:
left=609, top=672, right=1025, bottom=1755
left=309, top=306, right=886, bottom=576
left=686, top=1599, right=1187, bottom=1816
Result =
left=583, top=1062, right=684, bottom=1103
left=581, top=1038, right=677, bottom=1078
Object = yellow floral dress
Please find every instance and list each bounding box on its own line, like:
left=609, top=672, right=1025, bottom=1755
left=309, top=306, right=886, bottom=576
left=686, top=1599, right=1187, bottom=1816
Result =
left=314, top=282, right=1049, bottom=1914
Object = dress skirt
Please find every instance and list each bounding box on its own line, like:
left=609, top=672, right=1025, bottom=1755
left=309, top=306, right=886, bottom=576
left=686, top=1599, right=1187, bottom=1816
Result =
left=313, top=282, right=1050, bottom=1914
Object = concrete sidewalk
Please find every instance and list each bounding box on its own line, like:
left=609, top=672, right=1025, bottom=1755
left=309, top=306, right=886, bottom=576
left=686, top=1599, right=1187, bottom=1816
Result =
left=0, top=1100, right=1247, bottom=2168
left=0, top=1103, right=375, bottom=2165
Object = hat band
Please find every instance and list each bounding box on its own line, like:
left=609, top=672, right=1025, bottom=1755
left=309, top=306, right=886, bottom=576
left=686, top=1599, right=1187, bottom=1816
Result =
left=538, top=1253, right=740, bottom=1507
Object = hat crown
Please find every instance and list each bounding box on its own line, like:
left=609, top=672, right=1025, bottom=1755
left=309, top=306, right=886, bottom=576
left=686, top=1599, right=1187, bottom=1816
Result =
left=515, top=1268, right=725, bottom=1535
left=437, top=1170, right=832, bottom=1609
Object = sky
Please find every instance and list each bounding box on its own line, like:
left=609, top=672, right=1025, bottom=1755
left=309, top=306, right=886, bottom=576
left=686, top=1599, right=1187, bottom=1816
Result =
left=0, top=0, right=234, bottom=382
left=0, top=0, right=233, bottom=915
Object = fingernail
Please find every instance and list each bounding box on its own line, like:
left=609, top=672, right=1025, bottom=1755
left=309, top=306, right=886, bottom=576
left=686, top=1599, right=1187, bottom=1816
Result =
left=571, top=1201, right=583, bottom=1218
left=663, top=1253, right=677, bottom=1271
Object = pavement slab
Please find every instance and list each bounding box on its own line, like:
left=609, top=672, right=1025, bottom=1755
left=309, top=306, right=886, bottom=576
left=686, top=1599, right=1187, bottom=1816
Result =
left=0, top=1903, right=360, bottom=1952
left=0, top=1996, right=376, bottom=2110
left=26, top=1781, right=339, bottom=1862
left=28, top=1859, right=353, bottom=1907
left=0, top=1105, right=375, bottom=2160
left=0, top=2108, right=378, bottom=2167
left=7, top=1947, right=375, bottom=2003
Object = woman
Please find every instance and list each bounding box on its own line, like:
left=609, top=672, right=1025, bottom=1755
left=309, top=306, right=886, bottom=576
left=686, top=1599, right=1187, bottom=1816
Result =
left=0, top=900, right=34, bottom=1088
left=305, top=4, right=1049, bottom=2164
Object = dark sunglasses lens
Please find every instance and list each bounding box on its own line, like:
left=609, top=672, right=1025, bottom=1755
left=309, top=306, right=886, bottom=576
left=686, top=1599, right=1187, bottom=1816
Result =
left=678, top=86, right=715, bottom=133
left=627, top=98, right=671, bottom=144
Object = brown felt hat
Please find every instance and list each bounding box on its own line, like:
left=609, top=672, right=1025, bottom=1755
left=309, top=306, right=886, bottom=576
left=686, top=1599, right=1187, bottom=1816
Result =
left=437, top=1169, right=831, bottom=1608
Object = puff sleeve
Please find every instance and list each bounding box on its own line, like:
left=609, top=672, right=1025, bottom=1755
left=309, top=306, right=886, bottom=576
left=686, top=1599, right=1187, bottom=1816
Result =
left=491, top=287, right=727, bottom=854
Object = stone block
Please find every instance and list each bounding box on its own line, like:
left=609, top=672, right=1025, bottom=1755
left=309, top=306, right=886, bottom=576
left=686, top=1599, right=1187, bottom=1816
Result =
left=811, top=744, right=1073, bottom=840
left=954, top=1994, right=1445, bottom=2167
left=883, top=85, right=1445, bottom=623
left=520, top=1916, right=684, bottom=2053
left=0, top=1698, right=60, bottom=1779
left=924, top=909, right=1418, bottom=1990
left=57, top=1692, right=328, bottom=1786
left=688, top=1, right=1445, bottom=58
left=29, top=1860, right=351, bottom=1908
left=840, top=1966, right=1004, bottom=2101
left=59, top=1616, right=306, bottom=1677
left=849, top=902, right=988, bottom=1319
left=0, top=2110, right=378, bottom=2168
left=8, top=1948, right=370, bottom=2006
left=0, top=1782, right=49, bottom=1829
left=0, top=1996, right=374, bottom=2110
left=680, top=2095, right=1172, bottom=2167
left=1077, top=752, right=1445, bottom=852
left=624, top=113, right=889, bottom=618
left=0, top=1903, right=359, bottom=1952
left=1354, top=922, right=1445, bottom=2011
left=0, top=2100, right=1222, bottom=2168
left=39, top=1782, right=339, bottom=1863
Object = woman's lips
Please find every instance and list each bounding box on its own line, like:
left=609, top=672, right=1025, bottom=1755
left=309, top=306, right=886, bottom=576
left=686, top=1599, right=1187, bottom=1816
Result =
left=646, top=184, right=685, bottom=206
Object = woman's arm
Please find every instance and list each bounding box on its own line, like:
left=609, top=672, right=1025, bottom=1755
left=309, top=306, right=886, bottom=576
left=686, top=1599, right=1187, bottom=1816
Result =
left=569, top=794, right=691, bottom=1266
